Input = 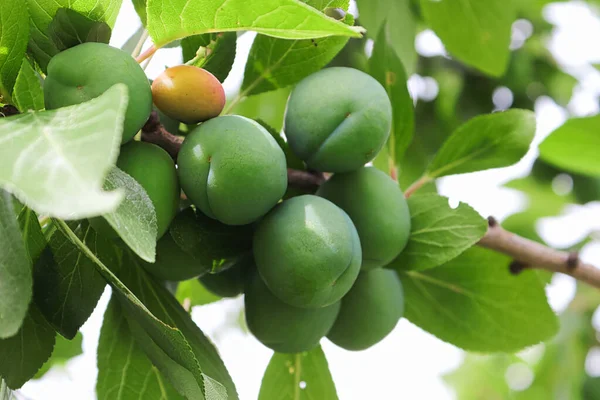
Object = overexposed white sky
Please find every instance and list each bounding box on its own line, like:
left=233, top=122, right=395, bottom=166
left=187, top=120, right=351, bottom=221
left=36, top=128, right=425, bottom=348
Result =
left=19, top=1, right=600, bottom=399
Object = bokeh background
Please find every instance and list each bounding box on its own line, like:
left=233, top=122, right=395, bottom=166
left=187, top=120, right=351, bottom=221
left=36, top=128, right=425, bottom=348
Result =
left=18, top=1, right=600, bottom=398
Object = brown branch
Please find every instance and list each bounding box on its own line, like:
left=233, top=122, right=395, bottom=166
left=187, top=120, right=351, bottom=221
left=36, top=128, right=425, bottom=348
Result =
left=479, top=221, right=600, bottom=289
left=141, top=111, right=183, bottom=160
left=140, top=112, right=326, bottom=189
left=0, top=105, right=19, bottom=117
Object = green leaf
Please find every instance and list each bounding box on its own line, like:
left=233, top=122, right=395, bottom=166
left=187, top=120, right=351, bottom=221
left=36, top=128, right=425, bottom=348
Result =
left=119, top=253, right=237, bottom=399
left=419, top=0, right=514, bottom=77
left=0, top=1, right=29, bottom=101
left=400, top=247, right=559, bottom=352
left=258, top=346, right=338, bottom=400
left=12, top=60, right=44, bottom=112
left=33, top=221, right=119, bottom=339
left=97, top=299, right=183, bottom=400
left=17, top=207, right=46, bottom=264
left=48, top=8, right=111, bottom=52
left=0, top=303, right=56, bottom=389
left=426, top=109, right=536, bottom=179
left=369, top=22, right=414, bottom=165
left=182, top=33, right=237, bottom=83
left=175, top=279, right=221, bottom=308
left=35, top=332, right=83, bottom=379
left=355, top=0, right=416, bottom=74
left=387, top=194, right=487, bottom=271
left=539, top=115, right=600, bottom=177
left=100, top=168, right=158, bottom=263
left=51, top=219, right=234, bottom=399
left=0, top=84, right=127, bottom=219
left=169, top=207, right=253, bottom=273
left=132, top=0, right=147, bottom=25
left=0, top=190, right=32, bottom=339
left=241, top=10, right=352, bottom=96
left=25, top=0, right=122, bottom=70
left=146, top=0, right=363, bottom=48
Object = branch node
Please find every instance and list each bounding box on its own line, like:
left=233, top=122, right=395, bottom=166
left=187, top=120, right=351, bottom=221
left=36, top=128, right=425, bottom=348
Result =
left=567, top=252, right=579, bottom=270
left=487, top=216, right=498, bottom=228
left=509, top=260, right=527, bottom=275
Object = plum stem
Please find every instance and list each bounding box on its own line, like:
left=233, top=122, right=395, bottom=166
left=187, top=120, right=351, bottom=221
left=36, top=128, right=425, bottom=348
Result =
left=136, top=45, right=157, bottom=64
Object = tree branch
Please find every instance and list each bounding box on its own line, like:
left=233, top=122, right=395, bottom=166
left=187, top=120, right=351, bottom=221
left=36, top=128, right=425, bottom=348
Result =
left=141, top=113, right=600, bottom=289
left=479, top=219, right=600, bottom=289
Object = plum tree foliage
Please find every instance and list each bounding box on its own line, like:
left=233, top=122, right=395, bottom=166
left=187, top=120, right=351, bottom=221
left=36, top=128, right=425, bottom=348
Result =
left=0, top=0, right=598, bottom=398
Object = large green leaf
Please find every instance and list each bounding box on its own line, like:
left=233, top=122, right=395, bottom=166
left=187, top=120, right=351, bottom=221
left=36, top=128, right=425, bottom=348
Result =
left=12, top=60, right=44, bottom=112
left=24, top=0, right=122, bottom=70
left=146, top=0, right=363, bottom=48
left=355, top=0, right=416, bottom=74
left=119, top=254, right=237, bottom=399
left=0, top=190, right=32, bottom=339
left=181, top=33, right=237, bottom=83
left=47, top=8, right=111, bottom=52
left=258, top=346, right=338, bottom=400
left=419, top=0, right=514, bottom=77
left=400, top=247, right=559, bottom=352
left=538, top=115, right=600, bottom=177
left=0, top=1, right=29, bottom=101
left=241, top=0, right=352, bottom=96
left=99, top=168, right=158, bottom=263
left=426, top=110, right=536, bottom=178
left=387, top=194, right=487, bottom=271
left=35, top=332, right=83, bottom=379
left=52, top=219, right=228, bottom=399
left=0, top=84, right=127, bottom=219
left=97, top=299, right=183, bottom=400
left=0, top=303, right=56, bottom=389
left=369, top=22, right=414, bottom=165
left=33, top=221, right=119, bottom=339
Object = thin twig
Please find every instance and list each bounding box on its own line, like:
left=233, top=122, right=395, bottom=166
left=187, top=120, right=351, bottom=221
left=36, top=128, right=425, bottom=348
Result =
left=136, top=45, right=157, bottom=64
left=404, top=175, right=432, bottom=198
left=479, top=222, right=600, bottom=289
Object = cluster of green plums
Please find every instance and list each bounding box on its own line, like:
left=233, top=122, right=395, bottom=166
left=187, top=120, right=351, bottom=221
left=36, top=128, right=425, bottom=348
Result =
left=43, top=42, right=411, bottom=353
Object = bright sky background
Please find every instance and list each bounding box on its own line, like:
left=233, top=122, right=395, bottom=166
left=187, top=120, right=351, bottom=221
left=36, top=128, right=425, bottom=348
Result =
left=18, top=1, right=600, bottom=399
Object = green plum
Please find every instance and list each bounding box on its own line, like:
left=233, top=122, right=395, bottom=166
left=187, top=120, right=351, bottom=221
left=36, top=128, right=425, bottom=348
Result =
left=253, top=195, right=362, bottom=308
left=44, top=42, right=152, bottom=143
left=199, top=255, right=252, bottom=298
left=117, top=142, right=179, bottom=239
left=284, top=67, right=392, bottom=172
left=317, top=167, right=411, bottom=270
left=327, top=269, right=404, bottom=351
left=245, top=272, right=341, bottom=353
left=177, top=115, right=287, bottom=225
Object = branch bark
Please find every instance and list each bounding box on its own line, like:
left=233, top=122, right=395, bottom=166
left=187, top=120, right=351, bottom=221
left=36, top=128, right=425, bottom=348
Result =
left=479, top=221, right=600, bottom=289
left=141, top=113, right=600, bottom=289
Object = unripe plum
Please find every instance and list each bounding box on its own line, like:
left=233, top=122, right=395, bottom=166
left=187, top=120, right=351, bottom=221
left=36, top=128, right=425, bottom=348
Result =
left=245, top=272, right=341, bottom=353
left=317, top=167, right=411, bottom=270
left=152, top=65, right=225, bottom=124
left=253, top=195, right=361, bottom=308
left=142, top=232, right=209, bottom=281
left=284, top=67, right=392, bottom=172
left=177, top=115, right=287, bottom=226
left=327, top=269, right=404, bottom=351
left=44, top=42, right=152, bottom=143
left=117, top=142, right=180, bottom=239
